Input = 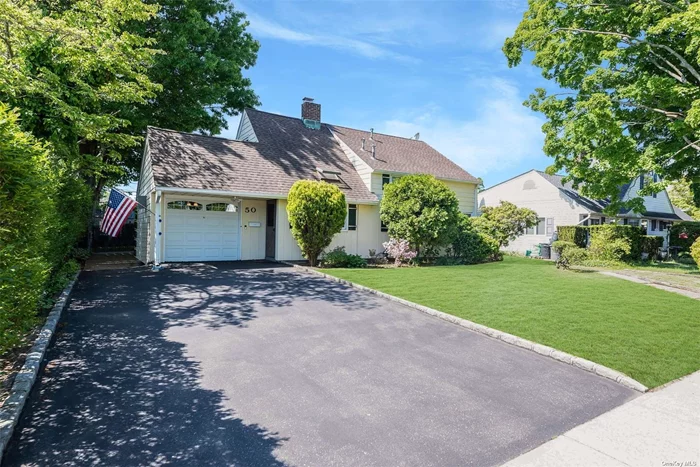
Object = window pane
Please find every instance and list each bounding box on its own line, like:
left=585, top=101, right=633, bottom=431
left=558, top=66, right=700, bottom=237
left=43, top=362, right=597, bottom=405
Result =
left=382, top=174, right=391, bottom=188
left=381, top=220, right=388, bottom=232
left=526, top=226, right=534, bottom=235
left=537, top=217, right=546, bottom=234
left=348, top=204, right=357, bottom=230
left=167, top=201, right=186, bottom=210
left=206, top=203, right=227, bottom=211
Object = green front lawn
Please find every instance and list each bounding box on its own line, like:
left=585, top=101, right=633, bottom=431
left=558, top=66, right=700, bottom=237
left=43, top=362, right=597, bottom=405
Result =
left=323, top=256, right=700, bottom=388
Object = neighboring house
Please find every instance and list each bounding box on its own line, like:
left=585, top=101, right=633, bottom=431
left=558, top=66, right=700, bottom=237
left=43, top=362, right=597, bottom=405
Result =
left=135, top=98, right=480, bottom=264
left=478, top=169, right=687, bottom=254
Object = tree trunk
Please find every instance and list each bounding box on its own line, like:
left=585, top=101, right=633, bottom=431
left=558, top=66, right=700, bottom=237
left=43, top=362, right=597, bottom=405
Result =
left=86, top=179, right=105, bottom=253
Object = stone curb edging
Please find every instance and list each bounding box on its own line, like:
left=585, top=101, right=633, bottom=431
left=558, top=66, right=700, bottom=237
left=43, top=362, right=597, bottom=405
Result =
left=282, top=262, right=648, bottom=393
left=0, top=271, right=80, bottom=462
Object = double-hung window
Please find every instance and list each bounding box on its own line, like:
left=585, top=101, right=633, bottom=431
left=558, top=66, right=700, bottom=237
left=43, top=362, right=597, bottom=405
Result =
left=382, top=174, right=392, bottom=189
left=343, top=204, right=357, bottom=231
left=526, top=217, right=547, bottom=235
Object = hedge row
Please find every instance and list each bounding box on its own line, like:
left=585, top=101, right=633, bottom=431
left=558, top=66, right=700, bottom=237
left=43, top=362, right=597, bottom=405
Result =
left=556, top=225, right=588, bottom=248
left=0, top=105, right=91, bottom=354
left=669, top=222, right=700, bottom=251
left=556, top=224, right=647, bottom=261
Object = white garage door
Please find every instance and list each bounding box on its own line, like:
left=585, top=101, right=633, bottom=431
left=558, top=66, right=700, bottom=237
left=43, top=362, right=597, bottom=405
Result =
left=164, top=200, right=240, bottom=262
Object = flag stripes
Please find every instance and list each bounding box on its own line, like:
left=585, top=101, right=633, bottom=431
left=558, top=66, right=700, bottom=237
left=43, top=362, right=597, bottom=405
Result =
left=100, top=189, right=137, bottom=237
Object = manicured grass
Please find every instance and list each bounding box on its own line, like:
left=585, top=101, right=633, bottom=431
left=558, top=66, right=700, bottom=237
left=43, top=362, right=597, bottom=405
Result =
left=323, top=256, right=700, bottom=388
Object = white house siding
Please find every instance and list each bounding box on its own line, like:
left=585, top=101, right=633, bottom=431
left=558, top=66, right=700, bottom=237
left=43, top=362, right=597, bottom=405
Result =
left=622, top=176, right=675, bottom=214
left=371, top=173, right=477, bottom=215
left=240, top=199, right=266, bottom=260
left=332, top=131, right=373, bottom=193
left=135, top=143, right=155, bottom=263
left=479, top=170, right=588, bottom=254
left=274, top=199, right=388, bottom=261
left=235, top=111, right=258, bottom=142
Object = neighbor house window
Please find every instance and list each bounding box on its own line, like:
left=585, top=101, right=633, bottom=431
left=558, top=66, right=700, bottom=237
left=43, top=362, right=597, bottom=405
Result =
left=659, top=221, right=667, bottom=230
left=381, top=220, right=388, bottom=232
left=536, top=217, right=546, bottom=234
left=590, top=218, right=601, bottom=226
left=628, top=219, right=640, bottom=227
left=651, top=220, right=657, bottom=231
left=579, top=214, right=589, bottom=226
left=343, top=204, right=357, bottom=231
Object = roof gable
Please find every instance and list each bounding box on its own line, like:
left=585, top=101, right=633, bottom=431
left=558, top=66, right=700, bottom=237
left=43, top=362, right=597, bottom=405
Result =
left=329, top=124, right=479, bottom=183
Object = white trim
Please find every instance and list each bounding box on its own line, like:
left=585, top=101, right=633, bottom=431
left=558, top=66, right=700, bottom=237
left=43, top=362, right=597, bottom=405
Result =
left=154, top=190, right=162, bottom=266
left=376, top=169, right=477, bottom=185
left=154, top=186, right=380, bottom=205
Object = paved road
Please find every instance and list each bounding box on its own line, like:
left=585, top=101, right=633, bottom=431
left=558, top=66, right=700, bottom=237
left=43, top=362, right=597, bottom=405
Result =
left=4, top=262, right=636, bottom=466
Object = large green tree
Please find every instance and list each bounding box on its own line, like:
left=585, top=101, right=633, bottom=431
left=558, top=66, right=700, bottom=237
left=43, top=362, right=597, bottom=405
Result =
left=505, top=0, right=700, bottom=214
left=668, top=179, right=700, bottom=219
left=121, top=0, right=260, bottom=176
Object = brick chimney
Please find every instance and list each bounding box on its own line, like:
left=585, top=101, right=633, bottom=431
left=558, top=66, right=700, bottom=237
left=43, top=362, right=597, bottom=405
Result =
left=301, top=97, right=321, bottom=122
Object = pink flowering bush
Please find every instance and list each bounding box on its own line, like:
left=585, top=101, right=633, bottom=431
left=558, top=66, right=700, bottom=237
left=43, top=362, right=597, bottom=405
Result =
left=383, top=238, right=417, bottom=266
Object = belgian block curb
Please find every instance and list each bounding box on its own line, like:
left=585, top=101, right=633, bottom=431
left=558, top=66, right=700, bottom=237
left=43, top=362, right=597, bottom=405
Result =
left=283, top=262, right=648, bottom=393
left=0, top=271, right=80, bottom=463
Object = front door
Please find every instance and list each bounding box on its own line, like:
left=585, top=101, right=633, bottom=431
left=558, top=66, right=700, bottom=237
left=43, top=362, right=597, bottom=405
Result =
left=266, top=200, right=276, bottom=259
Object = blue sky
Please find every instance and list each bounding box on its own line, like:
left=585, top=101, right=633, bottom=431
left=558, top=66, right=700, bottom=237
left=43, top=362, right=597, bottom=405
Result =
left=219, top=0, right=556, bottom=188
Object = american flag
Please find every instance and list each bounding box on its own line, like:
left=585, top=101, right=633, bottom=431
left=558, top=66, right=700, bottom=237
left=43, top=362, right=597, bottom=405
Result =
left=100, top=189, right=137, bottom=237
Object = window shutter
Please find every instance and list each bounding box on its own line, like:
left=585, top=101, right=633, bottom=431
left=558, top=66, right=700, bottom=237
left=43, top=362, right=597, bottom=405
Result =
left=546, top=218, right=554, bottom=235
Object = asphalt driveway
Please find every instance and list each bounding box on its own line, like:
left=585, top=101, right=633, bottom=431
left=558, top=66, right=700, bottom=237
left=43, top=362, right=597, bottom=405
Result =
left=4, top=262, right=636, bottom=466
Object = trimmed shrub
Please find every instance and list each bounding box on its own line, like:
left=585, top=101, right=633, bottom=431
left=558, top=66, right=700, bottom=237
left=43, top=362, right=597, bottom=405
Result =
left=321, top=247, right=367, bottom=268
left=451, top=214, right=501, bottom=263
left=556, top=225, right=588, bottom=248
left=589, top=227, right=632, bottom=261
left=640, top=236, right=664, bottom=258
left=669, top=222, right=700, bottom=252
left=556, top=245, right=588, bottom=269
left=380, top=174, right=460, bottom=255
left=551, top=240, right=577, bottom=255
left=587, top=225, right=645, bottom=260
left=287, top=180, right=347, bottom=267
left=690, top=238, right=700, bottom=267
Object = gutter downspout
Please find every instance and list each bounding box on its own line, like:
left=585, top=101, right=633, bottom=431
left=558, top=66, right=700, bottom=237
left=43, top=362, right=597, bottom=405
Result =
left=153, top=190, right=163, bottom=271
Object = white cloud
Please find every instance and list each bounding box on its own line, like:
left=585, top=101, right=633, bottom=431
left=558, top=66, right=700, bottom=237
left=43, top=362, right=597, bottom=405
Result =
left=379, top=79, right=544, bottom=176
left=246, top=13, right=419, bottom=64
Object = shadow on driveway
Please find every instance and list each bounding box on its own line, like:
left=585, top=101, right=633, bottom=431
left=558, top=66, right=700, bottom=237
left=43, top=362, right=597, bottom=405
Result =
left=4, top=262, right=373, bottom=466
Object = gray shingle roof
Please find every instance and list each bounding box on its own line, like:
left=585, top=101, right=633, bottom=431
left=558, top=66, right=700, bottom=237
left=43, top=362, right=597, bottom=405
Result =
left=148, top=124, right=378, bottom=203
left=329, top=124, right=479, bottom=182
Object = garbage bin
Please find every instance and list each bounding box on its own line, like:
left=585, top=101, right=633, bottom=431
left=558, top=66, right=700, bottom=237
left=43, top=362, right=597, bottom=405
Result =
left=539, top=243, right=551, bottom=259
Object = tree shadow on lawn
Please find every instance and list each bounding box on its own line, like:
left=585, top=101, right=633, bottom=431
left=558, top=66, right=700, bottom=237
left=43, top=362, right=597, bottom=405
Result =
left=4, top=263, right=375, bottom=466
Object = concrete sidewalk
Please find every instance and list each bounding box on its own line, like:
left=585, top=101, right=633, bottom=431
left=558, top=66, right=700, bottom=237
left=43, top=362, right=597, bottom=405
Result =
left=504, top=371, right=700, bottom=466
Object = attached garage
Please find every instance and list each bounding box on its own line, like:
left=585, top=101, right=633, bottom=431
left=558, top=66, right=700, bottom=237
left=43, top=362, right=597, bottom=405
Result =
left=163, top=200, right=240, bottom=262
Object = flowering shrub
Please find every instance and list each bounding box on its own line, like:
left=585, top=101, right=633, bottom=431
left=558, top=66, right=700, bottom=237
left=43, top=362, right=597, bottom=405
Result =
left=383, top=238, right=417, bottom=266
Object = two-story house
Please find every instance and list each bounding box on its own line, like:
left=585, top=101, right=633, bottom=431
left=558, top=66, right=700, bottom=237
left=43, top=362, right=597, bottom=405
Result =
left=478, top=169, right=693, bottom=254
left=135, top=98, right=480, bottom=264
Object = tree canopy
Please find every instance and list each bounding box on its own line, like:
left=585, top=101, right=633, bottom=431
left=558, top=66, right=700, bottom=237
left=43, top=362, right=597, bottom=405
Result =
left=473, top=201, right=538, bottom=249
left=380, top=175, right=460, bottom=255
left=505, top=0, right=700, bottom=214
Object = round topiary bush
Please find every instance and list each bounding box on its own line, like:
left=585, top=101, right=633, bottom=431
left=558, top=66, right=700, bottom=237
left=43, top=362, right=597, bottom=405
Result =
left=287, top=180, right=347, bottom=266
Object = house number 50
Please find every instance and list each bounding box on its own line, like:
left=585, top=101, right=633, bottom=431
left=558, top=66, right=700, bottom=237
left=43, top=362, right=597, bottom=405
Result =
left=244, top=207, right=256, bottom=213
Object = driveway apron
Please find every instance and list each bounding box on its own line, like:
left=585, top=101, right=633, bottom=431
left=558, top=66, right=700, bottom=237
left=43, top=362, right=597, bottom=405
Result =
left=3, top=263, right=637, bottom=466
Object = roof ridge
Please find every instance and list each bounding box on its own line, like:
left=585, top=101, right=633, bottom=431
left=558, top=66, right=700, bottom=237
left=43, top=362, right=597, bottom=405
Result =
left=245, top=108, right=426, bottom=143
left=147, top=125, right=257, bottom=144
left=330, top=124, right=427, bottom=143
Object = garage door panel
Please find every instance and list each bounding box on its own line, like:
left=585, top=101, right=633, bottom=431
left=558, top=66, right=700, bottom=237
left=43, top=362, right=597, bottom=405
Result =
left=164, top=203, right=240, bottom=262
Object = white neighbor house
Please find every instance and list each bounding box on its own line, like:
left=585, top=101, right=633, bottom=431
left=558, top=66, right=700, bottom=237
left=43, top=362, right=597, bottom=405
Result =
left=478, top=169, right=693, bottom=254
left=135, top=98, right=480, bottom=264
